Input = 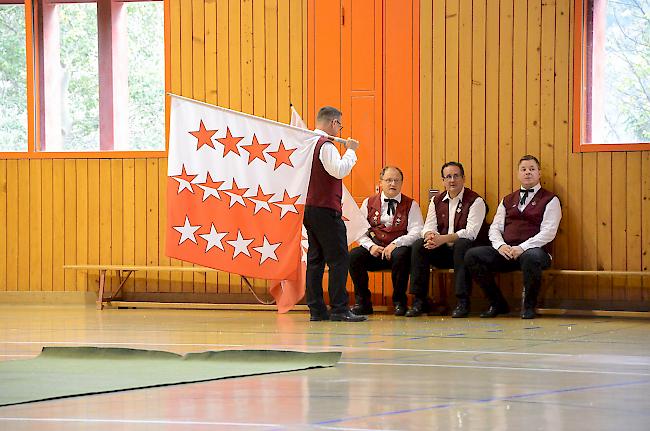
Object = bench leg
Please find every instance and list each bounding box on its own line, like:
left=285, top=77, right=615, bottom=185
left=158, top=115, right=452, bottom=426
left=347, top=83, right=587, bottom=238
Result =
left=96, top=270, right=106, bottom=310
left=109, top=270, right=133, bottom=301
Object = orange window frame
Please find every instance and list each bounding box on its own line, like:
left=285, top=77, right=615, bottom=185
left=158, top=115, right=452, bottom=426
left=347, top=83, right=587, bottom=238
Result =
left=0, top=0, right=170, bottom=159
left=573, top=0, right=650, bottom=152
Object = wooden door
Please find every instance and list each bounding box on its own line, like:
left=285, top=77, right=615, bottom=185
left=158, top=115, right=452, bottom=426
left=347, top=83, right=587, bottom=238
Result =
left=308, top=0, right=383, bottom=202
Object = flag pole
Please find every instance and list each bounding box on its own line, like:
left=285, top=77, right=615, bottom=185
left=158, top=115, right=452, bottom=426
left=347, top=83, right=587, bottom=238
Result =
left=169, top=93, right=351, bottom=145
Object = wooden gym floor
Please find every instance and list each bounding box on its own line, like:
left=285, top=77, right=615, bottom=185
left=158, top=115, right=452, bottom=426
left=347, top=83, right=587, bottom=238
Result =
left=1, top=304, right=649, bottom=430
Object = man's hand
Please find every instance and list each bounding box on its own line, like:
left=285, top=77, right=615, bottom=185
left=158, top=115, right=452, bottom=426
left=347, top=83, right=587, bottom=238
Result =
left=498, top=244, right=513, bottom=260
left=510, top=246, right=524, bottom=259
left=382, top=243, right=397, bottom=260
left=345, top=138, right=359, bottom=151
left=369, top=245, right=384, bottom=257
left=424, top=232, right=444, bottom=250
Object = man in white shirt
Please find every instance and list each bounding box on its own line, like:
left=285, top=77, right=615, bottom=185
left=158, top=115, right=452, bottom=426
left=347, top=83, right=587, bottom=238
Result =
left=303, top=106, right=367, bottom=322
left=349, top=166, right=424, bottom=316
left=465, top=155, right=562, bottom=319
left=407, top=162, right=488, bottom=318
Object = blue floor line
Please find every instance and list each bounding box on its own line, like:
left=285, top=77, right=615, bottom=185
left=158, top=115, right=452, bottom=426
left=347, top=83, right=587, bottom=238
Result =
left=310, top=378, right=650, bottom=427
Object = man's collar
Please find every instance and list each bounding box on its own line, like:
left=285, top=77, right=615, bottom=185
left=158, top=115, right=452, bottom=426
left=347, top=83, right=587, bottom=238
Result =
left=313, top=128, right=327, bottom=136
left=381, top=192, right=402, bottom=203
left=520, top=183, right=541, bottom=192
left=442, top=187, right=465, bottom=201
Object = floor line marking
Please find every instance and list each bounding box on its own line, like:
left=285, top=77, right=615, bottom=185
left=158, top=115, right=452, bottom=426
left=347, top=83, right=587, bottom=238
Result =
left=313, top=378, right=650, bottom=426
left=0, top=417, right=280, bottom=427
left=338, top=361, right=650, bottom=376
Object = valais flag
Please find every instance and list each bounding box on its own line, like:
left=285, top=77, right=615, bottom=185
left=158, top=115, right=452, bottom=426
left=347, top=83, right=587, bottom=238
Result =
left=167, top=95, right=320, bottom=286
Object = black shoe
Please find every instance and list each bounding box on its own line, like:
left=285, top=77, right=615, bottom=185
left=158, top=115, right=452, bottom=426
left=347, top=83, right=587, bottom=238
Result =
left=309, top=312, right=330, bottom=321
left=330, top=309, right=368, bottom=322
left=405, top=298, right=431, bottom=317
left=480, top=303, right=510, bottom=318
left=351, top=302, right=374, bottom=315
left=394, top=303, right=407, bottom=316
left=451, top=302, right=470, bottom=318
left=521, top=308, right=536, bottom=319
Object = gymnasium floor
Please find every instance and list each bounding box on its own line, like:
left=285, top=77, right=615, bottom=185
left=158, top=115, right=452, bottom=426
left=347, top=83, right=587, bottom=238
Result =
left=1, top=304, right=650, bottom=430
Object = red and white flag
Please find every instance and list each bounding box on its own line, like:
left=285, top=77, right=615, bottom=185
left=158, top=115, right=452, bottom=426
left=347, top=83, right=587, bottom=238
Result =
left=166, top=95, right=320, bottom=283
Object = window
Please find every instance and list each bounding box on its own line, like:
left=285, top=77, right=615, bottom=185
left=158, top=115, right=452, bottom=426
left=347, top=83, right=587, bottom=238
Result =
left=0, top=0, right=166, bottom=156
left=37, top=0, right=165, bottom=153
left=574, top=0, right=650, bottom=151
left=0, top=1, right=28, bottom=152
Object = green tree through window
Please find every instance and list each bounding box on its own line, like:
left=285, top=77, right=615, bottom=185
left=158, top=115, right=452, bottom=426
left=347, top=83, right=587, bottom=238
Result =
left=0, top=4, right=27, bottom=152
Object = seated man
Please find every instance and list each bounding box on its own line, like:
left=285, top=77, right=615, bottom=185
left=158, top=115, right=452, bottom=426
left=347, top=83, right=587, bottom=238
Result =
left=465, top=155, right=562, bottom=319
left=406, top=161, right=488, bottom=318
left=349, top=166, right=424, bottom=316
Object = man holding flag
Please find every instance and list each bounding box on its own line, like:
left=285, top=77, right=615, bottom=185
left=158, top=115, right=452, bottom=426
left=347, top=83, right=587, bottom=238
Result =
left=304, top=107, right=367, bottom=322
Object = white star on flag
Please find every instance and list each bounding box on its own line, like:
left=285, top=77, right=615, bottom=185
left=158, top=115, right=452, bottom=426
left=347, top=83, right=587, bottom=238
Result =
left=199, top=223, right=228, bottom=252
left=198, top=184, right=222, bottom=201
left=272, top=201, right=298, bottom=219
left=224, top=181, right=248, bottom=208
left=173, top=216, right=201, bottom=244
left=252, top=236, right=281, bottom=264
left=248, top=197, right=272, bottom=214
left=226, top=230, right=254, bottom=258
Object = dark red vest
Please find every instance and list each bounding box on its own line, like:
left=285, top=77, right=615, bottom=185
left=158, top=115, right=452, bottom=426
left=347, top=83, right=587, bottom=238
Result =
left=366, top=193, right=414, bottom=247
left=433, top=187, right=489, bottom=245
left=305, top=137, right=343, bottom=212
left=502, top=187, right=557, bottom=253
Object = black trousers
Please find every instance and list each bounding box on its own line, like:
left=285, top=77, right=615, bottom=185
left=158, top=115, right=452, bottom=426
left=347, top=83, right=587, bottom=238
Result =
left=348, top=245, right=411, bottom=306
left=303, top=206, right=350, bottom=314
left=465, top=246, right=551, bottom=308
left=409, top=237, right=476, bottom=300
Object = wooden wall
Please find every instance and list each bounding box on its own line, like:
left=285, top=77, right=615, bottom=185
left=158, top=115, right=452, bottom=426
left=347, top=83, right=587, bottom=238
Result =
left=420, top=0, right=649, bottom=308
left=0, top=0, right=307, bottom=299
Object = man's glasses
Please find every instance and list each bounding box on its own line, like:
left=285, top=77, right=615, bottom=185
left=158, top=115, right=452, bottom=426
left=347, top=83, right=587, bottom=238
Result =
left=382, top=178, right=402, bottom=184
left=442, top=174, right=463, bottom=181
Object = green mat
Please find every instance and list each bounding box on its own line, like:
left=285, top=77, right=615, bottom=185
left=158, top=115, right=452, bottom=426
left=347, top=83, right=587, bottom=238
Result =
left=0, top=347, right=341, bottom=406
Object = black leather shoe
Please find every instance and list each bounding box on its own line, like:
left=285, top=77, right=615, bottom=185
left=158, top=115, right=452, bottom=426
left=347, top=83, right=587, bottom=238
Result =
left=309, top=312, right=330, bottom=321
left=405, top=299, right=430, bottom=317
left=451, top=302, right=469, bottom=318
left=480, top=303, right=510, bottom=318
left=351, top=302, right=374, bottom=315
left=330, top=310, right=368, bottom=322
left=394, top=303, right=407, bottom=316
left=521, top=308, right=536, bottom=319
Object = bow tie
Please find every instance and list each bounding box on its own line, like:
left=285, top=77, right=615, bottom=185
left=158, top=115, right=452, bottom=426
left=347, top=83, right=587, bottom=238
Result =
left=384, top=198, right=398, bottom=216
left=519, top=188, right=534, bottom=205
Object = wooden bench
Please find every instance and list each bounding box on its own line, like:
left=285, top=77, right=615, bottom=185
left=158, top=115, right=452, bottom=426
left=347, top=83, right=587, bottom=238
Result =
left=429, top=268, right=650, bottom=317
left=65, top=264, right=649, bottom=317
left=64, top=265, right=223, bottom=310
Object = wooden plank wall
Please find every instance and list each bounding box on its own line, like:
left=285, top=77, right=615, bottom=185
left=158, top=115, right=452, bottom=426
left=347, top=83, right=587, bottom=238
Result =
left=0, top=0, right=307, bottom=297
left=420, top=0, right=650, bottom=308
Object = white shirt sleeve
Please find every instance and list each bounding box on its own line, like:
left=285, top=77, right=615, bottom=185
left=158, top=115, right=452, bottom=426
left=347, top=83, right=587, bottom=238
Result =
left=319, top=142, right=357, bottom=179
left=455, top=198, right=487, bottom=241
left=357, top=198, right=375, bottom=250
left=489, top=199, right=507, bottom=250
left=421, top=197, right=439, bottom=237
left=391, top=200, right=425, bottom=248
left=518, top=196, right=562, bottom=251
